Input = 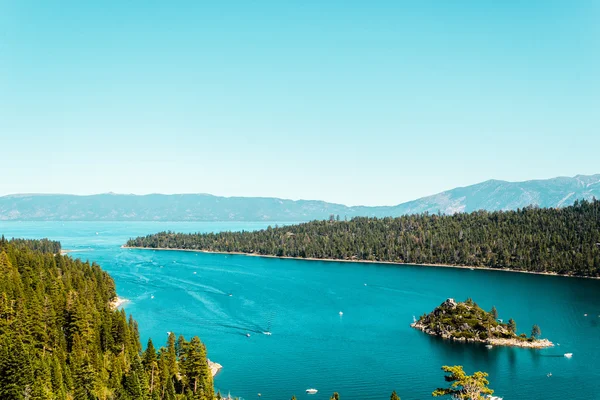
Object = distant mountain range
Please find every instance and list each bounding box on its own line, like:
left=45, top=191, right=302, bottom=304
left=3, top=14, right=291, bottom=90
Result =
left=1, top=174, right=599, bottom=221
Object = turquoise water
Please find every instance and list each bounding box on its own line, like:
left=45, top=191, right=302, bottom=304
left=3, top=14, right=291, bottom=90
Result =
left=1, top=221, right=600, bottom=399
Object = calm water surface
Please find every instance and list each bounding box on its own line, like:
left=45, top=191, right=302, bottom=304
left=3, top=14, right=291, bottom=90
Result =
left=1, top=221, right=599, bottom=400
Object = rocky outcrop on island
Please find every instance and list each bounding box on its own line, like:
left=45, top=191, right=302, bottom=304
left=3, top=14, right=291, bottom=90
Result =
left=412, top=298, right=553, bottom=348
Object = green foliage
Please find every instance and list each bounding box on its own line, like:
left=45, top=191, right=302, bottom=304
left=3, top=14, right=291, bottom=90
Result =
left=490, top=306, right=498, bottom=320
left=432, top=365, right=494, bottom=399
left=508, top=318, right=517, bottom=333
left=127, top=199, right=600, bottom=276
left=415, top=299, right=534, bottom=341
left=330, top=393, right=340, bottom=400
left=390, top=390, right=401, bottom=400
left=531, top=324, right=541, bottom=339
left=0, top=238, right=214, bottom=400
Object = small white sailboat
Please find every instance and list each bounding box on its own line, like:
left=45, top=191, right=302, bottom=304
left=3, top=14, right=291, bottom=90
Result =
left=413, top=315, right=417, bottom=323
left=564, top=353, right=573, bottom=358
left=306, top=389, right=318, bottom=394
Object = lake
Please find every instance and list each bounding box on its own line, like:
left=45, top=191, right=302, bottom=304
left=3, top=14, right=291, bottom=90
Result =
left=1, top=221, right=599, bottom=399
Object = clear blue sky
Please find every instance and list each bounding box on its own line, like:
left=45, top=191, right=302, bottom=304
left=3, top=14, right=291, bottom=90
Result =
left=1, top=1, right=598, bottom=206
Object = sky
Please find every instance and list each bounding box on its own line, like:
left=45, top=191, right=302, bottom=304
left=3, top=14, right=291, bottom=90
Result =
left=1, top=1, right=598, bottom=206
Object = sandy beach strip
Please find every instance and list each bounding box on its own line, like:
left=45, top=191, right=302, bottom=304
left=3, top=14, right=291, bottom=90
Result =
left=121, top=245, right=599, bottom=280
left=208, top=359, right=222, bottom=377
left=110, top=296, right=129, bottom=310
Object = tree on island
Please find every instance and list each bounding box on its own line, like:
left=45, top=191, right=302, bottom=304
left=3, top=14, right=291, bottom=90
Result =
left=291, top=396, right=297, bottom=400
left=330, top=393, right=340, bottom=400
left=508, top=318, right=517, bottom=333
left=432, top=365, right=494, bottom=399
left=390, top=390, right=401, bottom=400
left=490, top=306, right=498, bottom=320
left=531, top=324, right=541, bottom=339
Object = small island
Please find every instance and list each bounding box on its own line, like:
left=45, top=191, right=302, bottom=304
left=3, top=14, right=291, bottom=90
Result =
left=412, top=298, right=553, bottom=348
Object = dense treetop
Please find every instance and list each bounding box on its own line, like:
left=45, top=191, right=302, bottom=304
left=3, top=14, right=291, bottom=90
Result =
left=5, top=236, right=61, bottom=254
left=413, top=298, right=543, bottom=344
left=0, top=237, right=214, bottom=400
left=126, top=199, right=600, bottom=276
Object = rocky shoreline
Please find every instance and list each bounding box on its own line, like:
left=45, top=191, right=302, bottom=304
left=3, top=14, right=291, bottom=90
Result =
left=411, top=298, right=554, bottom=349
left=208, top=359, right=222, bottom=377
left=410, top=321, right=554, bottom=348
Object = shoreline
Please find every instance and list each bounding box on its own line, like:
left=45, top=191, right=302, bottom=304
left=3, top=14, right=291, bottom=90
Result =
left=208, top=359, right=222, bottom=377
left=411, top=321, right=554, bottom=349
left=60, top=249, right=88, bottom=255
left=109, top=296, right=129, bottom=310
left=121, top=246, right=599, bottom=280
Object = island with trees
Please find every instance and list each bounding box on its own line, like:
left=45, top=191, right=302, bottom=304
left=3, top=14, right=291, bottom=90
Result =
left=125, top=199, right=600, bottom=277
left=412, top=298, right=552, bottom=348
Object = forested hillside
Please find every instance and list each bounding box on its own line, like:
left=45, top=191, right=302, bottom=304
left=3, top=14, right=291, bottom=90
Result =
left=127, top=200, right=600, bottom=276
left=0, top=238, right=214, bottom=400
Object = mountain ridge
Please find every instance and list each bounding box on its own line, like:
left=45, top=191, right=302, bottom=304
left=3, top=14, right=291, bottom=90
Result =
left=1, top=174, right=599, bottom=221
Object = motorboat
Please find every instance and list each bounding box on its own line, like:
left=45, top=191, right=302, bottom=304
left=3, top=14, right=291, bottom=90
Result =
left=485, top=344, right=493, bottom=349
left=263, top=331, right=272, bottom=336
left=246, top=333, right=250, bottom=338
left=339, top=311, right=344, bottom=316
left=564, top=353, right=573, bottom=358
left=306, top=389, right=318, bottom=394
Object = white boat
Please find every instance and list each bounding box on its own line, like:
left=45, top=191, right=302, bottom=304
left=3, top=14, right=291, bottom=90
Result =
left=151, top=295, right=154, bottom=299
left=263, top=331, right=272, bottom=336
left=306, top=389, right=318, bottom=394
left=486, top=396, right=503, bottom=400
left=246, top=333, right=250, bottom=337
left=564, top=353, right=573, bottom=358
left=413, top=315, right=417, bottom=323
left=485, top=344, right=493, bottom=349
left=547, top=372, right=552, bottom=377
left=339, top=311, right=344, bottom=316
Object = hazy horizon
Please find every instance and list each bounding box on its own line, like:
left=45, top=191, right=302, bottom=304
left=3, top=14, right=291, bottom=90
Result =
left=1, top=172, right=599, bottom=208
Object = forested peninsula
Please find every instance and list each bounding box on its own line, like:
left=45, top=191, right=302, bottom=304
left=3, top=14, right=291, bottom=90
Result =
left=126, top=199, right=600, bottom=277
left=0, top=237, right=215, bottom=400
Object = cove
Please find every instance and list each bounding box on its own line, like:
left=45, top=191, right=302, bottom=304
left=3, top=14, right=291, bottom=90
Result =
left=1, top=221, right=599, bottom=399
